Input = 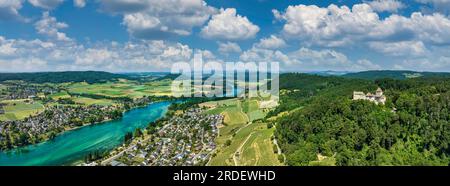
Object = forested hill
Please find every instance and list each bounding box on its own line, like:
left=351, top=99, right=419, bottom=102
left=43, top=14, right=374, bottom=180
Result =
left=343, top=70, right=450, bottom=80
left=267, top=73, right=375, bottom=117
left=272, top=73, right=450, bottom=166
left=0, top=71, right=130, bottom=84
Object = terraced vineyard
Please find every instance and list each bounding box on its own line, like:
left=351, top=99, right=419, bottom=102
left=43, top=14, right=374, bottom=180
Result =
left=202, top=98, right=283, bottom=166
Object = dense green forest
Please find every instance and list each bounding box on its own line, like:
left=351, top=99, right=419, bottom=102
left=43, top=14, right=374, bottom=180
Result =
left=267, top=73, right=375, bottom=118
left=0, top=71, right=130, bottom=83
left=273, top=73, right=450, bottom=166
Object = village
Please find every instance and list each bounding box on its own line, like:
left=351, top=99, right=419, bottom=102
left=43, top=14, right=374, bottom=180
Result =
left=95, top=107, right=223, bottom=166
left=0, top=104, right=123, bottom=149
left=0, top=82, right=61, bottom=100
left=0, top=81, right=157, bottom=150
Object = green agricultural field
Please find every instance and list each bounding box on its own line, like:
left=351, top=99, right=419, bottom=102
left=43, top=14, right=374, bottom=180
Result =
left=72, top=97, right=115, bottom=106
left=0, top=84, right=6, bottom=91
left=67, top=79, right=172, bottom=98
left=204, top=106, right=226, bottom=115
left=205, top=98, right=281, bottom=166
left=68, top=82, right=129, bottom=97
left=201, top=99, right=243, bottom=120
left=242, top=99, right=259, bottom=113
left=242, top=99, right=266, bottom=121
left=208, top=121, right=255, bottom=166
left=223, top=107, right=248, bottom=125
left=200, top=98, right=238, bottom=108
left=0, top=100, right=44, bottom=121
left=142, top=79, right=172, bottom=96
left=238, top=123, right=283, bottom=166
left=209, top=121, right=282, bottom=166
left=246, top=110, right=266, bottom=121
left=48, top=91, right=71, bottom=100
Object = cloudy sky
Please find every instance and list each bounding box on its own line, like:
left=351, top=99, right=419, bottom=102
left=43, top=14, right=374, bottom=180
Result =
left=1, top=0, right=450, bottom=72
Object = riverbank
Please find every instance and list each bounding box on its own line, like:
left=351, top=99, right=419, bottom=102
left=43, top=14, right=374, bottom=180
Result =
left=0, top=95, right=167, bottom=152
left=0, top=101, right=172, bottom=166
left=95, top=106, right=222, bottom=166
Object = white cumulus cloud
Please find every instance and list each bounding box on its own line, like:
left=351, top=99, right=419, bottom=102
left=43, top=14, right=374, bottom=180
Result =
left=101, top=0, right=216, bottom=39
left=0, top=34, right=207, bottom=72
left=369, top=41, right=428, bottom=56
left=34, top=12, right=72, bottom=42
left=73, top=0, right=85, bottom=8
left=274, top=3, right=450, bottom=48
left=240, top=46, right=382, bottom=72
left=0, top=0, right=24, bottom=21
left=218, top=42, right=241, bottom=54
left=255, top=35, right=286, bottom=49
left=201, top=8, right=260, bottom=40
left=366, top=0, right=405, bottom=12
left=28, top=0, right=64, bottom=9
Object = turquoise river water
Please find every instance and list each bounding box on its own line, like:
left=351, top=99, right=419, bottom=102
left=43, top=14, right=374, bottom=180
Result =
left=0, top=101, right=171, bottom=166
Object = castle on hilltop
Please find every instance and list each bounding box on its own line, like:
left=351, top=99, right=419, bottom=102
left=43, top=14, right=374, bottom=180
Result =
left=353, top=88, right=386, bottom=105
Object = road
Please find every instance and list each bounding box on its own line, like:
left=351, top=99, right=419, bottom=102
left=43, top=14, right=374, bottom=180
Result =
left=233, top=131, right=254, bottom=166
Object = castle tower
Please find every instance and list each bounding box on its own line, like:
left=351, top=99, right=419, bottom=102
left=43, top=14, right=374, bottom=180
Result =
left=376, top=87, right=383, bottom=97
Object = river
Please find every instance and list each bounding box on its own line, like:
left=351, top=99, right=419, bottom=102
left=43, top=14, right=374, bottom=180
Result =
left=0, top=101, right=171, bottom=166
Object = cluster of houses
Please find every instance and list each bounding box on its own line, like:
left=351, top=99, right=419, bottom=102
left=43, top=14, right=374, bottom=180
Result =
left=101, top=108, right=223, bottom=166
left=353, top=87, right=387, bottom=105
left=1, top=83, right=60, bottom=100
left=0, top=104, right=122, bottom=149
left=0, top=82, right=161, bottom=150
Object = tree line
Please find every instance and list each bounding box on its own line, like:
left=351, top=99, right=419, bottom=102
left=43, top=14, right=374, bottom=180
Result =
left=273, top=73, right=450, bottom=165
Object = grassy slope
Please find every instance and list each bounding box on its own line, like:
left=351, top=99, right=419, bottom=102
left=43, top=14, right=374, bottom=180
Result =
left=238, top=122, right=283, bottom=166
left=205, top=98, right=282, bottom=166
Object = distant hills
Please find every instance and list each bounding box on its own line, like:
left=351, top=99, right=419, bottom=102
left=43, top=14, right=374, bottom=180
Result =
left=305, top=70, right=352, bottom=76
left=0, top=71, right=130, bottom=84
left=342, top=70, right=450, bottom=80
left=2, top=70, right=450, bottom=84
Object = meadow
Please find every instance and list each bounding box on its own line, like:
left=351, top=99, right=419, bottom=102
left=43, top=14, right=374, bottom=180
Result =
left=67, top=79, right=172, bottom=99
left=0, top=99, right=44, bottom=121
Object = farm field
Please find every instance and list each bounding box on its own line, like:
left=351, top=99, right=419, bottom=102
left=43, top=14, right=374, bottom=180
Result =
left=143, top=79, right=172, bottom=96
left=236, top=122, right=283, bottom=166
left=0, top=84, right=6, bottom=91
left=67, top=79, right=172, bottom=98
left=0, top=100, right=44, bottom=121
left=0, top=78, right=173, bottom=121
left=48, top=91, right=71, bottom=100
left=72, top=97, right=115, bottom=106
left=242, top=99, right=265, bottom=121
left=204, top=98, right=282, bottom=166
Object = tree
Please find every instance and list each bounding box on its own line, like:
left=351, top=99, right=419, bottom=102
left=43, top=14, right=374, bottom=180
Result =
left=225, top=140, right=232, bottom=146
left=134, top=128, right=143, bottom=138
left=124, top=132, right=133, bottom=144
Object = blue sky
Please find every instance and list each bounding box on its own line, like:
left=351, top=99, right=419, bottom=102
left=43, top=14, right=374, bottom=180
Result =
left=1, top=0, right=450, bottom=72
